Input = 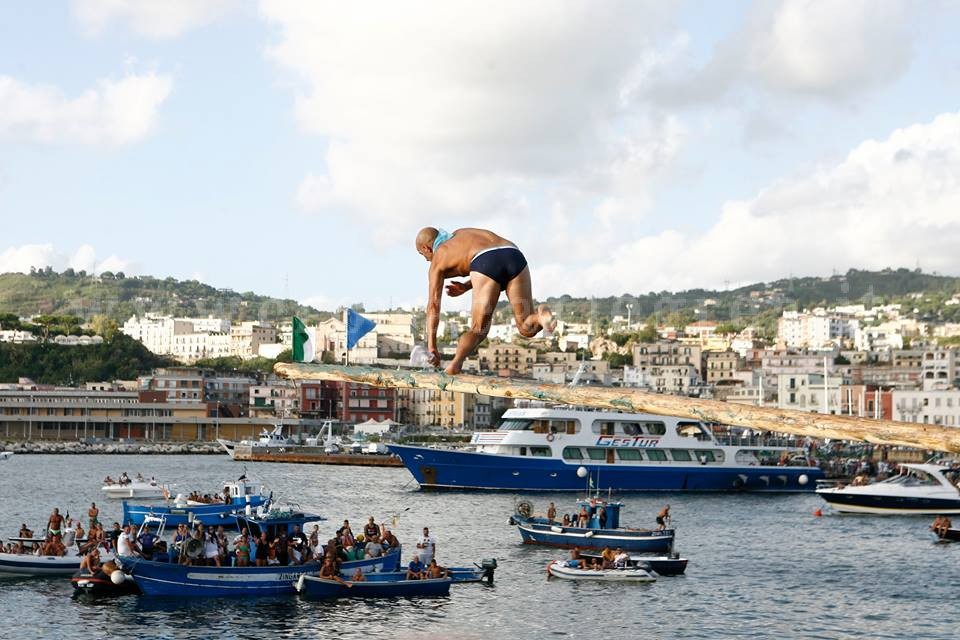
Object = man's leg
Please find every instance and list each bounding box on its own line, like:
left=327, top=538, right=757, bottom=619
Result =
left=504, top=266, right=555, bottom=337
left=445, top=273, right=501, bottom=374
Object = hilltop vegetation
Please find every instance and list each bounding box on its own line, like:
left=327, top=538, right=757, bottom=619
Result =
left=0, top=269, right=333, bottom=324
left=0, top=333, right=175, bottom=385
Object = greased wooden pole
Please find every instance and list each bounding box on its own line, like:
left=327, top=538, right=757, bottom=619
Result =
left=274, top=363, right=960, bottom=453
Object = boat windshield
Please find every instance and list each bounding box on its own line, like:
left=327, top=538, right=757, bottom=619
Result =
left=499, top=419, right=532, bottom=431
left=883, top=470, right=940, bottom=486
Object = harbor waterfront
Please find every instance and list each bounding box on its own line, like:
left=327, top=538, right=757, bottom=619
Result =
left=0, top=455, right=958, bottom=639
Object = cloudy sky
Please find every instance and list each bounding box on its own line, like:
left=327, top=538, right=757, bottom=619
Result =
left=2, top=1, right=959, bottom=312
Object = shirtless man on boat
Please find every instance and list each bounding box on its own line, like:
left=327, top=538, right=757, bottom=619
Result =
left=415, top=227, right=556, bottom=374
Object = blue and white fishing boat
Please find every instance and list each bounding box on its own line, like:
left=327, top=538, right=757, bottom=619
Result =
left=345, top=559, right=497, bottom=584
left=295, top=574, right=451, bottom=599
left=122, top=478, right=268, bottom=528
left=388, top=406, right=822, bottom=492
left=511, top=498, right=674, bottom=553
left=122, top=546, right=401, bottom=597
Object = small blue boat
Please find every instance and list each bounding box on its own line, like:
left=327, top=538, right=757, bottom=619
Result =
left=295, top=574, right=451, bottom=599
left=344, top=559, right=497, bottom=584
left=123, top=546, right=402, bottom=597
left=511, top=499, right=674, bottom=553
left=122, top=479, right=268, bottom=528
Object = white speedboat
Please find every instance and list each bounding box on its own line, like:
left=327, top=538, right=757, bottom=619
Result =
left=0, top=451, right=13, bottom=461
left=102, top=479, right=171, bottom=500
left=218, top=423, right=298, bottom=460
left=816, top=463, right=960, bottom=515
left=546, top=560, right=657, bottom=582
left=0, top=551, right=82, bottom=577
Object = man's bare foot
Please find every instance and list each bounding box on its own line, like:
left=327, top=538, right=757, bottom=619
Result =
left=444, top=363, right=462, bottom=375
left=538, top=304, right=557, bottom=334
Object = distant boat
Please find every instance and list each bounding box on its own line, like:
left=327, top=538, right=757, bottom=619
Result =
left=546, top=560, right=657, bottom=582
left=510, top=498, right=675, bottom=553
left=102, top=478, right=172, bottom=500
left=122, top=478, right=268, bottom=527
left=218, top=423, right=299, bottom=460
left=816, top=463, right=960, bottom=515
left=0, top=451, right=13, bottom=461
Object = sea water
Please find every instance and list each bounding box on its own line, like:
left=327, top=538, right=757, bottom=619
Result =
left=0, top=454, right=956, bottom=640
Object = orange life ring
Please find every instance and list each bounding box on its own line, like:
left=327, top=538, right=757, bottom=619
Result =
left=546, top=433, right=555, bottom=442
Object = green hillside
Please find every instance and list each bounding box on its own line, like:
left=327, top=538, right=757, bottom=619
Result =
left=0, top=269, right=333, bottom=324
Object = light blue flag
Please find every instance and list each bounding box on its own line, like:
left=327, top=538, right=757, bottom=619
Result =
left=346, top=309, right=377, bottom=349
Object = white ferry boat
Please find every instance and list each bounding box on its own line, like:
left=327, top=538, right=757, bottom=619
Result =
left=388, top=406, right=822, bottom=492
left=217, top=424, right=298, bottom=459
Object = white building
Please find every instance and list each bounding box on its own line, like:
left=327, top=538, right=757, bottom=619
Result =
left=558, top=333, right=590, bottom=352
left=893, top=389, right=960, bottom=426
left=777, top=373, right=845, bottom=414
left=52, top=335, right=103, bottom=346
left=0, top=330, right=37, bottom=343
left=486, top=324, right=520, bottom=342
left=230, top=322, right=278, bottom=359
left=922, top=349, right=958, bottom=391
left=777, top=310, right=858, bottom=349
left=854, top=322, right=904, bottom=352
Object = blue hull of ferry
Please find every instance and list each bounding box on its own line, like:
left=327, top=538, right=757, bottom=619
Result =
left=388, top=445, right=822, bottom=492
left=122, top=496, right=268, bottom=528
left=123, top=547, right=401, bottom=597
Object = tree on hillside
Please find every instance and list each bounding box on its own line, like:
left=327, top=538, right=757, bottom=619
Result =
left=637, top=322, right=658, bottom=343
left=90, top=314, right=120, bottom=341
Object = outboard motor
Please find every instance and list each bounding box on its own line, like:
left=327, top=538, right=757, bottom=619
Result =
left=480, top=558, right=497, bottom=584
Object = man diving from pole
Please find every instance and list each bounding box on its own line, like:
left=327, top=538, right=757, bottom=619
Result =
left=415, top=227, right=556, bottom=374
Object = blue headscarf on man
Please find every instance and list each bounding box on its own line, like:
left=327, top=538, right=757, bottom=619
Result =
left=432, top=228, right=453, bottom=252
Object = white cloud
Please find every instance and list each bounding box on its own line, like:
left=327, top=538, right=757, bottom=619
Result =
left=536, top=111, right=960, bottom=296
left=0, top=72, right=172, bottom=145
left=0, top=244, right=137, bottom=276
left=643, top=0, right=916, bottom=106
left=260, top=0, right=681, bottom=238
left=72, top=0, right=239, bottom=39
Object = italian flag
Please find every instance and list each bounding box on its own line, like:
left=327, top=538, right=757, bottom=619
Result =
left=292, top=317, right=316, bottom=363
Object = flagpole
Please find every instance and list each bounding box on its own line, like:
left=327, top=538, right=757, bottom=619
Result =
left=343, top=308, right=349, bottom=367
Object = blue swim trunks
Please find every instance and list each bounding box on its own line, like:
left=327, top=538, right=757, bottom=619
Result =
left=470, top=246, right=528, bottom=290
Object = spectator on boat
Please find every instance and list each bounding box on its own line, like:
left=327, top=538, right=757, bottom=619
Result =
left=87, top=502, right=99, bottom=530
left=547, top=502, right=557, bottom=523
left=153, top=541, right=171, bottom=563
left=117, top=525, right=140, bottom=558
left=364, top=517, right=380, bottom=540
left=600, top=547, right=616, bottom=569
left=103, top=475, right=114, bottom=486
left=561, top=514, right=571, bottom=527
left=406, top=554, right=426, bottom=580
left=598, top=506, right=607, bottom=529
left=47, top=508, right=65, bottom=539
left=234, top=533, right=251, bottom=567
left=75, top=522, right=85, bottom=541
left=309, top=525, right=320, bottom=550
left=254, top=533, right=269, bottom=567
left=576, top=506, right=589, bottom=528
left=931, top=515, right=952, bottom=538
left=351, top=567, right=366, bottom=582
left=656, top=505, right=671, bottom=531
left=381, top=528, right=399, bottom=550
left=416, top=527, right=437, bottom=565
left=107, top=522, right=122, bottom=547
left=137, top=525, right=157, bottom=560
left=204, top=532, right=221, bottom=566
left=613, top=548, right=629, bottom=569
left=288, top=534, right=306, bottom=566
left=61, top=521, right=77, bottom=548
left=136, top=473, right=144, bottom=482
left=277, top=532, right=290, bottom=566
left=319, top=557, right=351, bottom=587
left=427, top=559, right=450, bottom=579
left=566, top=548, right=586, bottom=569
left=364, top=534, right=384, bottom=559
left=18, top=523, right=33, bottom=538
left=119, top=472, right=130, bottom=485
left=79, top=548, right=101, bottom=574
left=266, top=537, right=280, bottom=566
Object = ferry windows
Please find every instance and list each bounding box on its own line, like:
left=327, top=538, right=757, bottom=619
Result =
left=646, top=449, right=668, bottom=462
left=529, top=447, right=551, bottom=457
left=670, top=449, right=692, bottom=462
left=645, top=422, right=666, bottom=436
left=586, top=448, right=607, bottom=461
left=698, top=450, right=717, bottom=463
left=622, top=422, right=641, bottom=436
left=616, top=449, right=643, bottom=461
left=677, top=422, right=710, bottom=441
left=550, top=420, right=578, bottom=434
left=498, top=419, right=532, bottom=431
left=562, top=447, right=584, bottom=460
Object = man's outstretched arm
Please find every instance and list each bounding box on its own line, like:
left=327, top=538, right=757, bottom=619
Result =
left=425, top=267, right=444, bottom=365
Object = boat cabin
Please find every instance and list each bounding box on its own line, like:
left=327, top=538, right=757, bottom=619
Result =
left=235, top=510, right=326, bottom=540
left=574, top=499, right=623, bottom=529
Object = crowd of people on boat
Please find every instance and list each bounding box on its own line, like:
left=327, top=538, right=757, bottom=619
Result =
left=103, top=472, right=157, bottom=486
left=931, top=515, right=953, bottom=538
left=563, top=546, right=631, bottom=570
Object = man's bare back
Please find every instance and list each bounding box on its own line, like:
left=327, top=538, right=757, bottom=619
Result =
left=415, top=227, right=555, bottom=374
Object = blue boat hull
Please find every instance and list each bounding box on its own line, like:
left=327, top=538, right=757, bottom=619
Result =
left=348, top=567, right=488, bottom=583
left=515, top=521, right=674, bottom=553
left=124, top=547, right=401, bottom=597
left=297, top=575, right=451, bottom=599
left=388, top=445, right=822, bottom=492
left=122, top=496, right=268, bottom=528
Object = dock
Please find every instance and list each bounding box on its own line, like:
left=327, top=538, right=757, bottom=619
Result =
left=231, top=445, right=404, bottom=467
